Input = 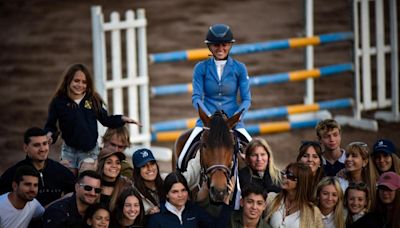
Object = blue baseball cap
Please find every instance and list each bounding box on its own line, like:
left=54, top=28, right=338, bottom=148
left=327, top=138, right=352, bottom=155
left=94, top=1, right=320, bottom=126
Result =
left=132, top=148, right=156, bottom=168
left=373, top=139, right=396, bottom=155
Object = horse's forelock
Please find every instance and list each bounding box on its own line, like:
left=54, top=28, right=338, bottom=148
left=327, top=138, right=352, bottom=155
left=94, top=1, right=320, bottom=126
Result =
left=206, top=114, right=233, bottom=148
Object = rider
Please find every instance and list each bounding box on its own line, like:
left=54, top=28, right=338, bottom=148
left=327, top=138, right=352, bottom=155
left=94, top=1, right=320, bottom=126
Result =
left=178, top=23, right=252, bottom=170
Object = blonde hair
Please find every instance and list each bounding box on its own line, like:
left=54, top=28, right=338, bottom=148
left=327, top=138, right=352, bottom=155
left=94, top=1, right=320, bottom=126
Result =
left=314, top=176, right=345, bottom=228
left=244, top=137, right=282, bottom=186
left=345, top=142, right=378, bottom=208
left=102, top=126, right=130, bottom=148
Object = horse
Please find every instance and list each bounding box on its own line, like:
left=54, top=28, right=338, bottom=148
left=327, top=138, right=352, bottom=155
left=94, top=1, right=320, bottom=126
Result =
left=174, top=107, right=244, bottom=202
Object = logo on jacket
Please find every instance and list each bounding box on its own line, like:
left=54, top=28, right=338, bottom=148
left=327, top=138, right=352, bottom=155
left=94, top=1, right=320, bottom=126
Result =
left=84, top=100, right=92, bottom=109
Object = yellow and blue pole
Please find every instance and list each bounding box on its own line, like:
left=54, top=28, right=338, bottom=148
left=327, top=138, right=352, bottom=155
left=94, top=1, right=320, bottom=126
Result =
left=151, top=98, right=352, bottom=133
left=151, top=119, right=321, bottom=142
left=151, top=63, right=353, bottom=96
left=149, top=32, right=353, bottom=64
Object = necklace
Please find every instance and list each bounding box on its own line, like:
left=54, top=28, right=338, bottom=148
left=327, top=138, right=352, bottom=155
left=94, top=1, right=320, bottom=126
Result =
left=284, top=198, right=296, bottom=216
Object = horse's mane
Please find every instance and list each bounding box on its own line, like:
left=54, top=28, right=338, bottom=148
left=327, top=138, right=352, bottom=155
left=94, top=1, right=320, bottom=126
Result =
left=206, top=112, right=234, bottom=149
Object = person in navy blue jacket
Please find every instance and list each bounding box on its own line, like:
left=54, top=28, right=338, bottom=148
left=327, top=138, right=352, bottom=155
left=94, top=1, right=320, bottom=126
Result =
left=178, top=24, right=252, bottom=170
left=0, top=127, right=75, bottom=207
left=147, top=171, right=231, bottom=228
left=44, top=63, right=140, bottom=175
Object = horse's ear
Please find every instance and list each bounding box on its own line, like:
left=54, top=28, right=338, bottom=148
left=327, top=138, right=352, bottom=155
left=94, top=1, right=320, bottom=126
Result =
left=198, top=104, right=211, bottom=126
left=227, top=109, right=244, bottom=129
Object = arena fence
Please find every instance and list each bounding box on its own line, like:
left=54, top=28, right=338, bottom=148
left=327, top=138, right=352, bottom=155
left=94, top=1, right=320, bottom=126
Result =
left=336, top=0, right=399, bottom=128
left=91, top=6, right=173, bottom=161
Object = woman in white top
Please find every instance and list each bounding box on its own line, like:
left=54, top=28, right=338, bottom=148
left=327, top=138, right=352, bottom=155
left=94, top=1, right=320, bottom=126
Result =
left=265, top=162, right=323, bottom=228
left=314, top=176, right=345, bottom=228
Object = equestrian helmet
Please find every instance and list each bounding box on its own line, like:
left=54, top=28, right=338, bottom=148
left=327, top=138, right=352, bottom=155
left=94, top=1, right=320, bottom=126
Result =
left=204, top=24, right=235, bottom=44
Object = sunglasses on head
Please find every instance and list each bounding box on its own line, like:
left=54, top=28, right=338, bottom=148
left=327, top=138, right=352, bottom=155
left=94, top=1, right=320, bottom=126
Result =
left=349, top=141, right=368, bottom=148
left=79, top=183, right=102, bottom=194
left=348, top=182, right=368, bottom=190
left=280, top=170, right=298, bottom=181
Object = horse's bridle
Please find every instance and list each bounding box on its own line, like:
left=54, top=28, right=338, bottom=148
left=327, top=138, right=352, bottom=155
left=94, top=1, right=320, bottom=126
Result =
left=200, top=126, right=237, bottom=184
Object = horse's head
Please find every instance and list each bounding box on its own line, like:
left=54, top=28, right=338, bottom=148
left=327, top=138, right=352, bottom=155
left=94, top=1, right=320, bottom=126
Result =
left=198, top=107, right=243, bottom=202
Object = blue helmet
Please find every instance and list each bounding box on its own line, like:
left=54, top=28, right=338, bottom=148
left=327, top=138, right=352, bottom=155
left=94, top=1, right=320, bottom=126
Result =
left=204, top=24, right=235, bottom=44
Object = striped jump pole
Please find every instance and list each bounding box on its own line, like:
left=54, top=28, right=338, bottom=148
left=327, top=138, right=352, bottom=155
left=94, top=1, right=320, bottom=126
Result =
left=149, top=32, right=353, bottom=64
left=151, top=119, right=321, bottom=142
left=151, top=98, right=353, bottom=132
left=151, top=63, right=353, bottom=96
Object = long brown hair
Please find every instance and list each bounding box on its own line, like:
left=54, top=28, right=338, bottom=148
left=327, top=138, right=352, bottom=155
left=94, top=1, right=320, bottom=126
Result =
left=345, top=142, right=378, bottom=208
left=53, top=63, right=104, bottom=114
left=132, top=162, right=165, bottom=206
left=266, top=163, right=315, bottom=223
left=112, top=187, right=145, bottom=227
left=297, top=141, right=325, bottom=192
left=96, top=154, right=132, bottom=211
left=374, top=188, right=400, bottom=228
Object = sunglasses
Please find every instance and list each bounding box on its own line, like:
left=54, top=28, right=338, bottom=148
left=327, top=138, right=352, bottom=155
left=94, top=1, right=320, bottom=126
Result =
left=79, top=183, right=102, bottom=194
left=280, top=170, right=298, bottom=181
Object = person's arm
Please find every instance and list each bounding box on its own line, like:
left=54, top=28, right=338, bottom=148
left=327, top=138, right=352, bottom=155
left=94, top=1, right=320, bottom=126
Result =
left=96, top=106, right=125, bottom=128
left=192, top=62, right=212, bottom=116
left=235, top=62, right=251, bottom=115
left=196, top=176, right=235, bottom=224
left=44, top=99, right=59, bottom=144
left=61, top=166, right=76, bottom=195
left=42, top=207, right=69, bottom=228
left=96, top=106, right=142, bottom=128
left=32, top=199, right=45, bottom=219
left=181, top=152, right=201, bottom=189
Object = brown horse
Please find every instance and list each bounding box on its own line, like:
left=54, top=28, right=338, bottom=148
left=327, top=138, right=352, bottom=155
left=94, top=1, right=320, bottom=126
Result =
left=174, top=107, right=243, bottom=202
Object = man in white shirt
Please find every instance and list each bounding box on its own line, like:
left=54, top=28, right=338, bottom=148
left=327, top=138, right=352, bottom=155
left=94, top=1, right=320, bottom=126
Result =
left=0, top=165, right=44, bottom=228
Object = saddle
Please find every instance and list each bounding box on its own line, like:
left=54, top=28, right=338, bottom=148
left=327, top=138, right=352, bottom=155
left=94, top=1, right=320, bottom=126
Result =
left=178, top=129, right=248, bottom=172
left=178, top=132, right=202, bottom=172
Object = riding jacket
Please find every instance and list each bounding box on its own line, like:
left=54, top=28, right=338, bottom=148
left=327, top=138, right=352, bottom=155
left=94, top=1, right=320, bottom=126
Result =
left=192, top=56, right=251, bottom=128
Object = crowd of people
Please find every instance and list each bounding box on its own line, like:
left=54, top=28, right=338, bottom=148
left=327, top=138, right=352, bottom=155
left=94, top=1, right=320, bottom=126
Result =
left=1, top=23, right=399, bottom=228
left=1, top=121, right=399, bottom=228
